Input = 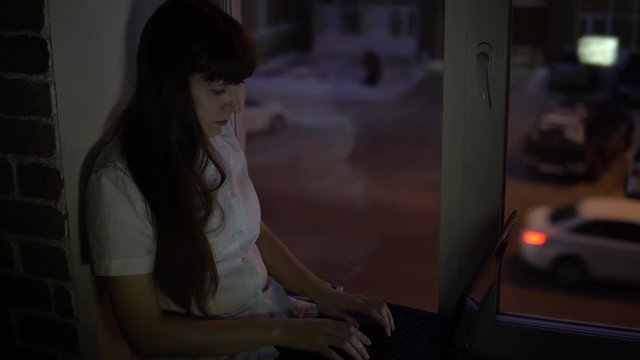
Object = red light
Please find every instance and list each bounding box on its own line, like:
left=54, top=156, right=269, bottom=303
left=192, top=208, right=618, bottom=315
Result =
left=523, top=230, right=547, bottom=246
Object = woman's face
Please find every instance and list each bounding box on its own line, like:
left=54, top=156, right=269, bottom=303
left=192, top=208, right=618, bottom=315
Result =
left=189, top=74, right=243, bottom=137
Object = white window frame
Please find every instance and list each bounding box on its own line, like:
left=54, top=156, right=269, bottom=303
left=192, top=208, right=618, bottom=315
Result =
left=65, top=0, right=639, bottom=358
left=442, top=0, right=640, bottom=358
left=233, top=0, right=640, bottom=357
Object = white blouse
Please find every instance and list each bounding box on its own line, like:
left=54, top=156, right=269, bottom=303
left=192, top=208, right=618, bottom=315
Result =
left=85, top=124, right=291, bottom=359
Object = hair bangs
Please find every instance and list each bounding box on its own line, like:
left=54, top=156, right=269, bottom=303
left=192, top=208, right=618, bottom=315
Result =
left=192, top=20, right=256, bottom=85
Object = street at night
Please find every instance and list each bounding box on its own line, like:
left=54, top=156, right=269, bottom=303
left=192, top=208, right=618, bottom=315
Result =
left=245, top=64, right=640, bottom=329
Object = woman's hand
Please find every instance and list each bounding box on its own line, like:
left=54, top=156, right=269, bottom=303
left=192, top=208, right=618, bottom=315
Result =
left=279, top=318, right=371, bottom=360
left=310, top=287, right=396, bottom=337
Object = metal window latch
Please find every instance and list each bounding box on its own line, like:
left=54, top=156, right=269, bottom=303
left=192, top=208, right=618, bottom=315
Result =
left=476, top=43, right=493, bottom=110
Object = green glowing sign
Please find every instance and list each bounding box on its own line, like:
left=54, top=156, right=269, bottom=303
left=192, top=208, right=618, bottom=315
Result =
left=577, top=35, right=619, bottom=67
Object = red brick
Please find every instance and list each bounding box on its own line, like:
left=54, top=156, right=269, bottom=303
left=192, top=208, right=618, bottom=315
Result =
left=0, top=273, right=51, bottom=311
left=19, top=242, right=70, bottom=281
left=0, top=36, right=49, bottom=74
left=0, top=0, right=44, bottom=32
left=0, top=118, right=56, bottom=157
left=0, top=80, right=51, bottom=117
left=17, top=163, right=62, bottom=200
left=14, top=311, right=78, bottom=352
left=53, top=287, right=74, bottom=319
left=0, top=237, right=15, bottom=269
left=0, top=158, right=13, bottom=195
left=0, top=200, right=66, bottom=240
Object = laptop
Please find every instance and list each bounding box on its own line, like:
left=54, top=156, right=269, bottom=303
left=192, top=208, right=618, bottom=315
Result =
left=277, top=210, right=518, bottom=360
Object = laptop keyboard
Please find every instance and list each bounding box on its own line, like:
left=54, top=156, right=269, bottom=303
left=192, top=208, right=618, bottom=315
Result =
left=362, top=309, right=440, bottom=360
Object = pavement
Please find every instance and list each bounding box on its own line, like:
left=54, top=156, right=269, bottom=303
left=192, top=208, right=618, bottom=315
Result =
left=245, top=67, right=443, bottom=311
left=244, top=63, right=640, bottom=328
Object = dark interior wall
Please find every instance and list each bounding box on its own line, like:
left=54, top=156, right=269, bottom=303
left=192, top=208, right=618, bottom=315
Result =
left=420, top=0, right=444, bottom=59
left=510, top=1, right=578, bottom=61
left=545, top=0, right=578, bottom=60
left=0, top=0, right=78, bottom=358
left=242, top=0, right=314, bottom=62
left=512, top=6, right=549, bottom=48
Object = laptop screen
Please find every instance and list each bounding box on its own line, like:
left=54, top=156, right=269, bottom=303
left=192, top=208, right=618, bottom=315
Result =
left=468, top=210, right=518, bottom=306
left=447, top=210, right=518, bottom=356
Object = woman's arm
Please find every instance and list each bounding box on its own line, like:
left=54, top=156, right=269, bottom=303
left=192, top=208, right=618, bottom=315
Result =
left=106, top=273, right=285, bottom=357
left=256, top=221, right=332, bottom=298
left=256, top=221, right=396, bottom=336
left=107, top=272, right=372, bottom=359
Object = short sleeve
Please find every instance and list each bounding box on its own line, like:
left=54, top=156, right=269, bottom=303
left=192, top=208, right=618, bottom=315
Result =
left=85, top=166, right=155, bottom=276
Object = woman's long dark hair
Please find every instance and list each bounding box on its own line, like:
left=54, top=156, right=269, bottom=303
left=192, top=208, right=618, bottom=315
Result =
left=116, top=0, right=256, bottom=315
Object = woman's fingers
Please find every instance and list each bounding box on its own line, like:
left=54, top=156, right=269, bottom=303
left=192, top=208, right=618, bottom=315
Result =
left=338, top=326, right=370, bottom=360
left=376, top=302, right=395, bottom=332
left=327, top=308, right=360, bottom=328
left=352, top=325, right=372, bottom=346
left=320, top=324, right=370, bottom=360
left=341, top=340, right=368, bottom=360
left=384, top=304, right=396, bottom=331
left=359, top=301, right=394, bottom=336
left=320, top=348, right=343, bottom=360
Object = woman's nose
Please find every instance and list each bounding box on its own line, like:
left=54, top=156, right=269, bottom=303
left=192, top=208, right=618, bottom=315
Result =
left=222, top=97, right=239, bottom=113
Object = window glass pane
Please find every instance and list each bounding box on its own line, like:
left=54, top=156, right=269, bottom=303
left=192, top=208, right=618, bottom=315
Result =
left=241, top=0, right=443, bottom=310
left=592, top=18, right=608, bottom=34
left=504, top=1, right=640, bottom=329
left=242, top=0, right=259, bottom=31
left=390, top=11, right=402, bottom=38
left=571, top=221, right=607, bottom=237
left=341, top=5, right=362, bottom=34
left=612, top=17, right=634, bottom=48
left=614, top=0, right=636, bottom=14
left=605, top=221, right=640, bottom=242
left=578, top=0, right=609, bottom=13
left=408, top=12, right=417, bottom=38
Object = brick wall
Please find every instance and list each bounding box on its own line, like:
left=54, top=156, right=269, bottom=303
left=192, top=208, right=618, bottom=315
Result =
left=0, top=0, right=79, bottom=358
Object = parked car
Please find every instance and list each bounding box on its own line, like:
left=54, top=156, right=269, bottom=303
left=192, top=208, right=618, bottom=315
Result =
left=522, top=100, right=633, bottom=180
left=519, top=197, right=640, bottom=285
left=244, top=98, right=288, bottom=135
left=624, top=145, right=640, bottom=198
left=613, top=52, right=640, bottom=106
left=547, top=50, right=595, bottom=92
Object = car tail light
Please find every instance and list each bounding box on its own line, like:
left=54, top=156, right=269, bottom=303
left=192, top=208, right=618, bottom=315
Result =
left=522, top=230, right=547, bottom=246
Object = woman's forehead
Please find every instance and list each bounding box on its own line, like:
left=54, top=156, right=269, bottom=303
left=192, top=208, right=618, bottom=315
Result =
left=190, top=74, right=221, bottom=85
left=191, top=73, right=238, bottom=85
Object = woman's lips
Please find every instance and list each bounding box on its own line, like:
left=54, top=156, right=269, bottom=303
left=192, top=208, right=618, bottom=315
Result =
left=214, top=119, right=228, bottom=126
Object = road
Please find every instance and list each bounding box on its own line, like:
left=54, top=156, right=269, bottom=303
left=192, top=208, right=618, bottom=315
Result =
left=244, top=65, right=640, bottom=329
left=502, top=67, right=640, bottom=328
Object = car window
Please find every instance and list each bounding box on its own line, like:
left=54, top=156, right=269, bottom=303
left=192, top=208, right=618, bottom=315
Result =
left=604, top=221, right=640, bottom=244
left=572, top=220, right=640, bottom=244
left=550, top=203, right=576, bottom=223
left=571, top=220, right=607, bottom=237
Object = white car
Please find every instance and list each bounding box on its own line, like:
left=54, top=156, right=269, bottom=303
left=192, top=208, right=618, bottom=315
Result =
left=519, top=197, right=640, bottom=285
left=244, top=98, right=288, bottom=135
left=624, top=145, right=640, bottom=198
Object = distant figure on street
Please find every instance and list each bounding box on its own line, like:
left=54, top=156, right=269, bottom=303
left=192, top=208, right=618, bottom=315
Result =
left=362, top=49, right=382, bottom=86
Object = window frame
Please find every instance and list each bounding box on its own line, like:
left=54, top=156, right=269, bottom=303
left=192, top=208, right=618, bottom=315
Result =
left=440, top=0, right=640, bottom=358
left=233, top=0, right=640, bottom=358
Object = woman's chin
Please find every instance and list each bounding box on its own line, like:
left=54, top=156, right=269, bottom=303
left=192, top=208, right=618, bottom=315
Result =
left=206, top=127, right=223, bottom=138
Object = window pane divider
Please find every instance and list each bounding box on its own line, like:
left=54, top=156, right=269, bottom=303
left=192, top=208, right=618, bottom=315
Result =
left=495, top=313, right=640, bottom=342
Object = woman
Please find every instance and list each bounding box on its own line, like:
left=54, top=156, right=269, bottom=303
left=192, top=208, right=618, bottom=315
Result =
left=85, top=0, right=394, bottom=359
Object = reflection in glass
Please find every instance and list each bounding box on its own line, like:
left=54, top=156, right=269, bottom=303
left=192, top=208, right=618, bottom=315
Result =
left=241, top=0, right=443, bottom=311
left=504, top=0, right=640, bottom=329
